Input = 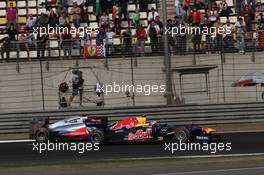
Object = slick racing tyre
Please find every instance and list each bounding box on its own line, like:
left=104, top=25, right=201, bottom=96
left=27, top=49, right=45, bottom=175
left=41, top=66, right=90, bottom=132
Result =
left=35, top=127, right=49, bottom=143
left=90, top=130, right=104, bottom=144
left=174, top=127, right=190, bottom=143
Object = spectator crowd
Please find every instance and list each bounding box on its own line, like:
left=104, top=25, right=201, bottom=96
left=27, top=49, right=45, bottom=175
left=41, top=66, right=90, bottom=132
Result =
left=1, top=0, right=264, bottom=61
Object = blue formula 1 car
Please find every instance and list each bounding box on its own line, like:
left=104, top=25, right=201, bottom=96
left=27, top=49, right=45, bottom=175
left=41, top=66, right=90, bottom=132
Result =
left=30, top=115, right=221, bottom=144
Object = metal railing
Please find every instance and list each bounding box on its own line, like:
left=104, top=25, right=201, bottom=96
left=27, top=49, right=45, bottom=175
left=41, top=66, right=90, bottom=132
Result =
left=1, top=32, right=263, bottom=63
left=0, top=102, right=264, bottom=134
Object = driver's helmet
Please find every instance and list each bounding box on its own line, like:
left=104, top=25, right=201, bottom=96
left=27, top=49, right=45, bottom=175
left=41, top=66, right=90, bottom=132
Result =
left=81, top=112, right=88, bottom=117
left=141, top=114, right=147, bottom=118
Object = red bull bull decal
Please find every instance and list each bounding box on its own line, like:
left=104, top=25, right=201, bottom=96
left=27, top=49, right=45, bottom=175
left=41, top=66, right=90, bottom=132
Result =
left=111, top=117, right=140, bottom=130
left=127, top=129, right=152, bottom=140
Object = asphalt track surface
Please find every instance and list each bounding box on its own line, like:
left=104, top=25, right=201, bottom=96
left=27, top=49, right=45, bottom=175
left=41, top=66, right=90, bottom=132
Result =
left=0, top=132, right=263, bottom=164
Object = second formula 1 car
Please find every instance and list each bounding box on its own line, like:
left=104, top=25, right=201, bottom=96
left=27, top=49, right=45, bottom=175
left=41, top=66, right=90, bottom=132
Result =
left=30, top=114, right=221, bottom=144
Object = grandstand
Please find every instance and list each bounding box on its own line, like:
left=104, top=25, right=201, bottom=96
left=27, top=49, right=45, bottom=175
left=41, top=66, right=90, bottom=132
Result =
left=0, top=0, right=159, bottom=60
left=0, top=0, right=264, bottom=60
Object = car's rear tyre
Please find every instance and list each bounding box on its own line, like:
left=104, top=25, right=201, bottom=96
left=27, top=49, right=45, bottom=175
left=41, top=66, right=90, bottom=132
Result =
left=90, top=130, right=104, bottom=144
left=35, top=127, right=49, bottom=143
left=174, top=127, right=190, bottom=143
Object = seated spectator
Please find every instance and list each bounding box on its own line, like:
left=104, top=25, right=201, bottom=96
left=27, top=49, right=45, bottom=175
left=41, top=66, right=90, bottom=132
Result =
left=148, top=8, right=159, bottom=24
left=132, top=9, right=141, bottom=28
left=155, top=16, right=164, bottom=34
left=213, top=17, right=223, bottom=52
left=26, top=14, right=36, bottom=30
left=26, top=30, right=36, bottom=57
left=100, top=12, right=110, bottom=29
left=183, top=0, right=191, bottom=14
left=81, top=27, right=92, bottom=45
left=208, top=0, right=219, bottom=12
left=106, top=0, right=114, bottom=13
left=56, top=2, right=67, bottom=17
left=247, top=0, right=256, bottom=11
left=202, top=17, right=213, bottom=53
left=195, top=0, right=205, bottom=10
left=59, top=12, right=70, bottom=27
left=167, top=19, right=176, bottom=55
left=208, top=9, right=218, bottom=22
left=6, top=2, right=17, bottom=29
left=100, top=0, right=108, bottom=13
left=58, top=0, right=68, bottom=5
left=175, top=0, right=184, bottom=19
left=112, top=1, right=119, bottom=17
left=70, top=1, right=81, bottom=28
left=36, top=28, right=49, bottom=58
left=7, top=23, right=17, bottom=41
left=119, top=0, right=129, bottom=20
left=95, top=0, right=102, bottom=21
left=235, top=17, right=246, bottom=53
left=155, top=16, right=164, bottom=52
left=49, top=10, right=59, bottom=27
left=147, top=20, right=160, bottom=53
left=139, top=0, right=148, bottom=12
left=256, top=1, right=264, bottom=12
left=18, top=32, right=30, bottom=60
left=136, top=25, right=147, bottom=56
left=189, top=8, right=201, bottom=25
left=257, top=13, right=264, bottom=27
left=236, top=0, right=244, bottom=17
left=0, top=37, right=11, bottom=62
left=219, top=0, right=232, bottom=17
left=178, top=22, right=187, bottom=55
left=223, top=19, right=234, bottom=49
left=36, top=13, right=49, bottom=27
left=112, top=2, right=121, bottom=34
left=122, top=28, right=132, bottom=55
left=61, top=27, right=72, bottom=59
left=192, top=23, right=202, bottom=53
left=96, top=27, right=106, bottom=45
left=243, top=4, right=254, bottom=32
left=105, top=28, right=114, bottom=56
left=76, top=0, right=85, bottom=22
left=18, top=33, right=27, bottom=46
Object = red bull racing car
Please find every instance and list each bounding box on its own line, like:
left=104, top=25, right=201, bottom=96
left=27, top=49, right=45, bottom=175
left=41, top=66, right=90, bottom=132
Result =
left=30, top=114, right=220, bottom=144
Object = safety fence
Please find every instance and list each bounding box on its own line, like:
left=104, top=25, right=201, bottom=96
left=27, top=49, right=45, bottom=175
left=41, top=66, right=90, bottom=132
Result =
left=0, top=102, right=264, bottom=134
left=1, top=33, right=264, bottom=63
left=1, top=52, right=264, bottom=112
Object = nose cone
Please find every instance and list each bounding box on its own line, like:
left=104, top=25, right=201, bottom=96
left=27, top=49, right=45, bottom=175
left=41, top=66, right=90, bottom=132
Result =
left=203, top=128, right=216, bottom=134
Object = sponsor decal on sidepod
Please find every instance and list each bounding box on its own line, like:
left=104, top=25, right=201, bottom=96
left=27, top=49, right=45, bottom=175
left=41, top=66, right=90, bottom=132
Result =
left=127, top=129, right=152, bottom=140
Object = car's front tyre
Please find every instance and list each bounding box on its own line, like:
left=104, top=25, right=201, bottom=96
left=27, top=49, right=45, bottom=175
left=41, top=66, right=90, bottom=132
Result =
left=174, top=127, right=190, bottom=143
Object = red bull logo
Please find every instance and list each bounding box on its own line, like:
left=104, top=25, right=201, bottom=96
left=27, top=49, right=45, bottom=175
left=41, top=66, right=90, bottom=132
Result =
left=127, top=129, right=152, bottom=140
left=111, top=117, right=140, bottom=130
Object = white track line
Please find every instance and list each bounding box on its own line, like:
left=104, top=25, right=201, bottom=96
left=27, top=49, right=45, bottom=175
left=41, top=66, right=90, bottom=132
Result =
left=153, top=166, right=264, bottom=175
left=114, top=153, right=264, bottom=161
left=0, top=139, right=35, bottom=144
left=218, top=129, right=264, bottom=134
